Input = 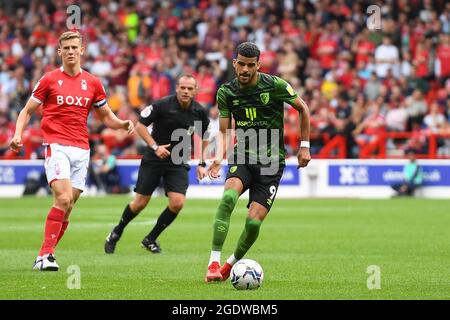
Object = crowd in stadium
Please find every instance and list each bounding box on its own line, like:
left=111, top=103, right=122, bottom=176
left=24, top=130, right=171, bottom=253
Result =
left=1, top=0, right=450, bottom=160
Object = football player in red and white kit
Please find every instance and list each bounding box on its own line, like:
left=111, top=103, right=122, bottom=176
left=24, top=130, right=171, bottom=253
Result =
left=9, top=31, right=134, bottom=271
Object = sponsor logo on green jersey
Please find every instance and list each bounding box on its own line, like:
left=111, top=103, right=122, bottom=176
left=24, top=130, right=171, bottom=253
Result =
left=260, top=92, right=270, bottom=104
left=236, top=120, right=268, bottom=127
left=245, top=107, right=257, bottom=120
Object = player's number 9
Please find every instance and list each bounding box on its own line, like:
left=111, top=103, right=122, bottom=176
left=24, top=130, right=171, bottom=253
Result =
left=269, top=186, right=277, bottom=200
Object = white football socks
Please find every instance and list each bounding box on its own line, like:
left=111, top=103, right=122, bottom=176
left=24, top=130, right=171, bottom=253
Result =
left=226, top=254, right=238, bottom=266
left=209, top=251, right=221, bottom=265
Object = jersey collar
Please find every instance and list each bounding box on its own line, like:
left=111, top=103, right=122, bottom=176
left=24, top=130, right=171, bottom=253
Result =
left=60, top=66, right=83, bottom=77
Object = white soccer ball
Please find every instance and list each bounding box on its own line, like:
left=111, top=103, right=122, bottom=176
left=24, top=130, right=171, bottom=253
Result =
left=230, top=259, right=264, bottom=290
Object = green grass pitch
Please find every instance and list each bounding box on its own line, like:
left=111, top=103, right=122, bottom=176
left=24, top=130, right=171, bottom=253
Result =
left=0, top=195, right=449, bottom=300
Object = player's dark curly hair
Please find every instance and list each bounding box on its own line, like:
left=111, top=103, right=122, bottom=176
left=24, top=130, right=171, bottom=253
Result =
left=236, top=42, right=260, bottom=61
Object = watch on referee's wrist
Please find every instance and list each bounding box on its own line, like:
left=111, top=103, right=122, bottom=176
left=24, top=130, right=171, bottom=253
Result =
left=150, top=143, right=159, bottom=151
left=198, top=161, right=206, bottom=167
left=300, top=141, right=310, bottom=148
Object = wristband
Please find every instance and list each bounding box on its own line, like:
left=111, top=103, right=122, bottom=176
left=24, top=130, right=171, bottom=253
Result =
left=198, top=161, right=206, bottom=167
left=150, top=143, right=159, bottom=151
left=300, top=141, right=310, bottom=148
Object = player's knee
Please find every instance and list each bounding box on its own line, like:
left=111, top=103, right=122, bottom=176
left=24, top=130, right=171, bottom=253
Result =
left=221, top=189, right=239, bottom=210
left=56, top=195, right=73, bottom=212
left=130, top=199, right=148, bottom=213
left=66, top=202, right=74, bottom=215
left=245, top=218, right=262, bottom=233
left=169, top=200, right=184, bottom=213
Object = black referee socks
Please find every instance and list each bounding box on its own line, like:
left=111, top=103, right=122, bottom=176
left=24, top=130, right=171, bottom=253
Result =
left=114, top=204, right=137, bottom=236
left=146, top=207, right=177, bottom=241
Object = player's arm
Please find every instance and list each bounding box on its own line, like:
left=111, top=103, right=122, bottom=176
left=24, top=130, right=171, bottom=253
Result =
left=92, top=78, right=133, bottom=133
left=10, top=98, right=41, bottom=152
left=290, top=96, right=311, bottom=168
left=207, top=117, right=232, bottom=179
left=197, top=138, right=210, bottom=181
left=136, top=104, right=170, bottom=159
left=207, top=86, right=232, bottom=178
left=197, top=110, right=212, bottom=180
left=94, top=105, right=134, bottom=134
left=135, top=122, right=170, bottom=159
left=275, top=76, right=311, bottom=168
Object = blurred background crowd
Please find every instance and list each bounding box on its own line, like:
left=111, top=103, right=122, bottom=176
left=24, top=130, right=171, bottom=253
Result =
left=1, top=0, right=450, bottom=161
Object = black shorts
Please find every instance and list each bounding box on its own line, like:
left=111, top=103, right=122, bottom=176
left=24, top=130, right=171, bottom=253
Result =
left=134, top=157, right=189, bottom=196
left=225, top=163, right=285, bottom=211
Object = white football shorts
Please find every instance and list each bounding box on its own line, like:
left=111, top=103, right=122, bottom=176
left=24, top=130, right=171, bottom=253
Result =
left=44, top=143, right=90, bottom=192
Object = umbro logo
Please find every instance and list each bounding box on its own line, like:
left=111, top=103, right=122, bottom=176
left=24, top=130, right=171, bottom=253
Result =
left=58, top=80, right=63, bottom=86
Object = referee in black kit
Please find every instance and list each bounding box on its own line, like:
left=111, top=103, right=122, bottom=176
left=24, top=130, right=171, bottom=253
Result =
left=105, top=74, right=210, bottom=254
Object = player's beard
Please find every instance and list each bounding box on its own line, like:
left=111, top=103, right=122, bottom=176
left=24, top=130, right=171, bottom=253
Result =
left=238, top=72, right=254, bottom=85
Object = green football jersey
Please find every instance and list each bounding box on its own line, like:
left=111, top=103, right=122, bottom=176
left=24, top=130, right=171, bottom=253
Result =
left=217, top=73, right=298, bottom=163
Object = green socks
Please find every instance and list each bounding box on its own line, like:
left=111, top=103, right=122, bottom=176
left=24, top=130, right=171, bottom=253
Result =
left=211, top=189, right=263, bottom=259
left=212, top=189, right=239, bottom=251
left=234, top=218, right=262, bottom=260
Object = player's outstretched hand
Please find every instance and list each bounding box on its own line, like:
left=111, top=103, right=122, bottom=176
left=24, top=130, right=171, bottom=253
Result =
left=297, top=147, right=311, bottom=169
left=207, top=160, right=221, bottom=179
left=155, top=144, right=171, bottom=159
left=9, top=135, right=23, bottom=153
left=196, top=165, right=208, bottom=181
left=123, top=120, right=135, bottom=134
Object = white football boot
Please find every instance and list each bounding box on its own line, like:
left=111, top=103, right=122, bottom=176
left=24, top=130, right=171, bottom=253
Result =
left=32, top=256, right=43, bottom=270
left=40, top=254, right=59, bottom=271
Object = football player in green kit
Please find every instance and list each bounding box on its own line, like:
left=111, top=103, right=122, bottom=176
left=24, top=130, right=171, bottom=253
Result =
left=205, top=42, right=312, bottom=282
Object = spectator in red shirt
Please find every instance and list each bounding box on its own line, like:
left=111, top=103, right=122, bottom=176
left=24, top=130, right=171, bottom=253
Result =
left=413, top=41, right=429, bottom=78
left=150, top=64, right=171, bottom=101
left=195, top=64, right=216, bottom=109
left=316, top=29, right=338, bottom=73
left=436, top=34, right=450, bottom=82
left=352, top=29, right=375, bottom=66
left=353, top=101, right=386, bottom=144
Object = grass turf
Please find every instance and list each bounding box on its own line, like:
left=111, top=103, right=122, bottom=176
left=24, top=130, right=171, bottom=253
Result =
left=0, top=196, right=449, bottom=300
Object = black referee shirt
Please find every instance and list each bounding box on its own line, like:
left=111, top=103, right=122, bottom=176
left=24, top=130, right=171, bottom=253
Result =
left=138, top=95, right=210, bottom=162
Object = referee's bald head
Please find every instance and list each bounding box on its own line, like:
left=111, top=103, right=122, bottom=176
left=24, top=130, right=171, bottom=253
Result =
left=176, top=74, right=197, bottom=87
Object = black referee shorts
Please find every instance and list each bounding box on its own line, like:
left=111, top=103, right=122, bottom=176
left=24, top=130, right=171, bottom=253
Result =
left=225, top=162, right=285, bottom=211
left=134, top=158, right=189, bottom=196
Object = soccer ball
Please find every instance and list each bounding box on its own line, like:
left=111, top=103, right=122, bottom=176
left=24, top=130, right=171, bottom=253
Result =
left=230, top=259, right=264, bottom=290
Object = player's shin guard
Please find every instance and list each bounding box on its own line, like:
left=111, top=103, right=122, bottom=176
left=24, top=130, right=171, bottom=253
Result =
left=234, top=217, right=262, bottom=260
left=212, top=189, right=239, bottom=251
left=39, top=207, right=65, bottom=256
left=56, top=221, right=69, bottom=245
